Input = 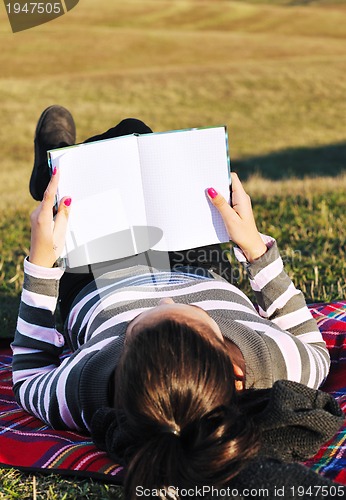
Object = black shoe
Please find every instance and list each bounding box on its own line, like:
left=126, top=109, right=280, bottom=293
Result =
left=29, top=105, right=76, bottom=201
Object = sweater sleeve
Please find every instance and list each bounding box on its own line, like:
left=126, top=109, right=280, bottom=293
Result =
left=11, top=258, right=88, bottom=430
left=233, top=235, right=330, bottom=388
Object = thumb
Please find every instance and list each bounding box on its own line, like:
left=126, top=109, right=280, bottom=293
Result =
left=53, top=197, right=72, bottom=249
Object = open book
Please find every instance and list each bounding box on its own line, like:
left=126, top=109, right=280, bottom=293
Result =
left=49, top=126, right=231, bottom=268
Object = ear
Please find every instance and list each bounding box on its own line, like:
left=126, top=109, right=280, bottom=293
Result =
left=233, top=363, right=244, bottom=379
left=233, top=363, right=244, bottom=391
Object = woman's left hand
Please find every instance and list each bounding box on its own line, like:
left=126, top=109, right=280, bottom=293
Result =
left=29, top=168, right=72, bottom=268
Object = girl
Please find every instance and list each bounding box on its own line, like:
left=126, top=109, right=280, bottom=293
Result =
left=12, top=106, right=343, bottom=499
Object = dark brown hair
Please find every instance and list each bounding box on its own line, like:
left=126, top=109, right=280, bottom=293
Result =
left=93, top=319, right=259, bottom=498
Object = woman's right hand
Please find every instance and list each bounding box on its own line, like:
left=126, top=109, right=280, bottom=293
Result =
left=29, top=168, right=72, bottom=268
left=207, top=172, right=267, bottom=263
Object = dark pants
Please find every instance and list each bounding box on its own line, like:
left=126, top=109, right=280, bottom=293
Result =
left=58, top=118, right=234, bottom=323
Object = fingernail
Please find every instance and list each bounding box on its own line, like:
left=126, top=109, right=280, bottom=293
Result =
left=207, top=188, right=218, bottom=199
left=52, top=167, right=57, bottom=176
left=64, top=198, right=72, bottom=207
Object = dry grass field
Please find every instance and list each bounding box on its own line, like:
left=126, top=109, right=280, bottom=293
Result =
left=0, top=0, right=345, bottom=497
left=0, top=0, right=346, bottom=209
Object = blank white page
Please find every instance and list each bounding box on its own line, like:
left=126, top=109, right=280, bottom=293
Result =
left=138, top=127, right=230, bottom=251
left=49, top=135, right=147, bottom=266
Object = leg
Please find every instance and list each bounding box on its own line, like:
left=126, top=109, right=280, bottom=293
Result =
left=29, top=108, right=153, bottom=324
left=61, top=119, right=154, bottom=321
left=84, top=118, right=153, bottom=143
left=29, top=105, right=85, bottom=325
left=58, top=271, right=95, bottom=325
left=59, top=118, right=154, bottom=322
left=30, top=113, right=152, bottom=201
left=169, top=245, right=235, bottom=283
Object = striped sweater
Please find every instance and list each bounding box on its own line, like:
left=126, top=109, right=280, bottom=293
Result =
left=12, top=236, right=330, bottom=432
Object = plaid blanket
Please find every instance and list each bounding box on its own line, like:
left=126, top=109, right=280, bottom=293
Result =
left=0, top=301, right=345, bottom=485
left=303, top=301, right=346, bottom=485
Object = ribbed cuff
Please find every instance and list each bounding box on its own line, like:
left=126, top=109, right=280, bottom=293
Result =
left=233, top=233, right=276, bottom=264
left=24, top=256, right=65, bottom=280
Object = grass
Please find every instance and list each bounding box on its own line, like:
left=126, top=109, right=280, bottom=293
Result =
left=0, top=0, right=345, bottom=496
left=0, top=469, right=124, bottom=499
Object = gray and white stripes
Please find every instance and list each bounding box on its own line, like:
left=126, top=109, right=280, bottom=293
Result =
left=12, top=237, right=330, bottom=431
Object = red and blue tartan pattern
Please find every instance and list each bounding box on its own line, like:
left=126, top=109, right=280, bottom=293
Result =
left=0, top=351, right=125, bottom=482
left=303, top=301, right=346, bottom=485
left=0, top=301, right=345, bottom=485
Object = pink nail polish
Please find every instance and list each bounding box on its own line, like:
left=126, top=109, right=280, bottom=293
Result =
left=64, top=198, right=72, bottom=207
left=52, top=167, right=57, bottom=176
left=207, top=188, right=218, bottom=199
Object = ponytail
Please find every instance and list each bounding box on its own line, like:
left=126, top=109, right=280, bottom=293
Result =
left=91, top=319, right=260, bottom=498
left=125, top=405, right=258, bottom=498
